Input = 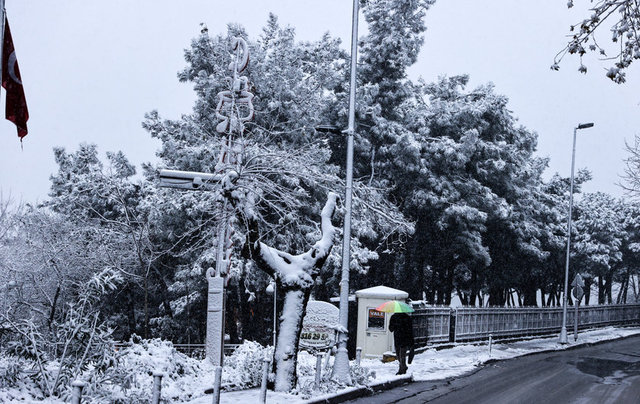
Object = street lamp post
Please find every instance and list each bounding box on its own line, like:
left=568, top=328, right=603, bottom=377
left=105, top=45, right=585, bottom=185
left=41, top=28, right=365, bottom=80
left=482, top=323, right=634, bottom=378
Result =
left=331, top=0, right=359, bottom=384
left=559, top=122, right=594, bottom=344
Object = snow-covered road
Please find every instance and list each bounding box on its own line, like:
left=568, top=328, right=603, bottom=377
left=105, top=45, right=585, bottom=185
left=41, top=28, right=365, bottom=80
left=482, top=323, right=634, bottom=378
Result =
left=200, top=326, right=640, bottom=404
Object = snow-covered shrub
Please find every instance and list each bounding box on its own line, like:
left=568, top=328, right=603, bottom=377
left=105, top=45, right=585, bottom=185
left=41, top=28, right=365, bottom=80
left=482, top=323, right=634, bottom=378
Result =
left=296, top=350, right=375, bottom=399
left=1, top=268, right=121, bottom=400
left=0, top=356, right=24, bottom=387
left=223, top=340, right=272, bottom=390
left=0, top=356, right=50, bottom=402
left=298, top=361, right=375, bottom=399
left=84, top=336, right=201, bottom=403
left=349, top=363, right=376, bottom=385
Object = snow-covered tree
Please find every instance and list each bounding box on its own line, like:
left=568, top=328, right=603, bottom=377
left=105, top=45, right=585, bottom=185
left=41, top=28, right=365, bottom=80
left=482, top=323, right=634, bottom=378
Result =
left=241, top=192, right=337, bottom=391
left=380, top=74, right=547, bottom=306
left=622, top=134, right=640, bottom=196
left=145, top=16, right=411, bottom=390
left=535, top=170, right=592, bottom=306
left=46, top=144, right=182, bottom=340
left=616, top=200, right=640, bottom=303
left=573, top=192, right=624, bottom=304
left=553, top=0, right=640, bottom=83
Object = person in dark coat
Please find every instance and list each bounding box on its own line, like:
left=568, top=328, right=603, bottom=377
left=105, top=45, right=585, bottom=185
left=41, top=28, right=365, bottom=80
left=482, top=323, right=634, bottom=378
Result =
left=388, top=312, right=414, bottom=374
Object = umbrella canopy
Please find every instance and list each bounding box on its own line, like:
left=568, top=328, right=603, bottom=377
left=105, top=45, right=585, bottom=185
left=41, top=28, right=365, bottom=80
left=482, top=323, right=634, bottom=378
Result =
left=374, top=300, right=414, bottom=313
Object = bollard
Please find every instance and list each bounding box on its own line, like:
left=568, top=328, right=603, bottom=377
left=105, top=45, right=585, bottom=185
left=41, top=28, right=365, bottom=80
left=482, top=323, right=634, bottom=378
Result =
left=489, top=334, right=493, bottom=356
left=152, top=372, right=163, bottom=404
left=71, top=380, right=86, bottom=404
left=356, top=347, right=362, bottom=366
left=314, top=353, right=323, bottom=390
left=212, top=366, right=222, bottom=404
left=259, top=358, right=270, bottom=403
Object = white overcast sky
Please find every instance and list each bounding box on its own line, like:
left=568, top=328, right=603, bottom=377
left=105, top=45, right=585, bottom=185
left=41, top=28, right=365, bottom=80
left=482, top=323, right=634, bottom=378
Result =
left=0, top=0, right=639, bottom=204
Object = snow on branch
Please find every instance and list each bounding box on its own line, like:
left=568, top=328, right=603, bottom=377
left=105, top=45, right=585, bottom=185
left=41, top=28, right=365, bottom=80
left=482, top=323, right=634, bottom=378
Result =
left=244, top=192, right=337, bottom=289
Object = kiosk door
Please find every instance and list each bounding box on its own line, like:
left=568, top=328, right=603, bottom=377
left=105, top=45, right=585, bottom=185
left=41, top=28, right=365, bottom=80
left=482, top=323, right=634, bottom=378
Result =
left=364, top=308, right=390, bottom=356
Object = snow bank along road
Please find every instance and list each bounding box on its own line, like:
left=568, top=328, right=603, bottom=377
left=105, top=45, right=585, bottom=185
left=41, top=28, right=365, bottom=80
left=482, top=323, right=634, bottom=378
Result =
left=344, top=334, right=640, bottom=403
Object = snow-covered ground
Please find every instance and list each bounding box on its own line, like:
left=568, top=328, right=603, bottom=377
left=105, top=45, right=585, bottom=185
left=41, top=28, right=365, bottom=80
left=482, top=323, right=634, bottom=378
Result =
left=191, top=326, right=640, bottom=404
left=3, top=327, right=639, bottom=403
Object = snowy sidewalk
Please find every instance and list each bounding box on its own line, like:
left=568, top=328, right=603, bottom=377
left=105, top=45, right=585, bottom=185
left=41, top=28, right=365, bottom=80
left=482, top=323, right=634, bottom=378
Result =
left=190, top=326, right=640, bottom=404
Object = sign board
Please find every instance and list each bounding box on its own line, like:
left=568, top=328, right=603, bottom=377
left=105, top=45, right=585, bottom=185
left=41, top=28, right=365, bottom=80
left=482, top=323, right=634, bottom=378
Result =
left=367, top=308, right=385, bottom=330
left=571, top=273, right=585, bottom=288
left=572, top=285, right=584, bottom=301
left=300, top=300, right=339, bottom=351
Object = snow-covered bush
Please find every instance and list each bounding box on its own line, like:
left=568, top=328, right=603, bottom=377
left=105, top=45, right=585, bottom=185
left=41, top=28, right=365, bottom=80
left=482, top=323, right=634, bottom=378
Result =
left=0, top=356, right=25, bottom=387
left=1, top=268, right=121, bottom=400
left=76, top=339, right=270, bottom=402
left=82, top=337, right=201, bottom=403
left=0, top=356, right=51, bottom=402
left=298, top=360, right=375, bottom=399
left=223, top=340, right=272, bottom=390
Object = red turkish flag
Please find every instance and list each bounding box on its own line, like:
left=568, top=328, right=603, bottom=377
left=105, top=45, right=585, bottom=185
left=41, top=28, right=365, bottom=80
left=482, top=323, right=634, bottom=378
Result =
left=2, top=17, right=28, bottom=139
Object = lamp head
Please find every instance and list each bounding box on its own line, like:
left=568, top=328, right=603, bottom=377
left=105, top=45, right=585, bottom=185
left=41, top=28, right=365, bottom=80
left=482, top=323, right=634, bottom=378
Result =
left=577, top=123, right=594, bottom=129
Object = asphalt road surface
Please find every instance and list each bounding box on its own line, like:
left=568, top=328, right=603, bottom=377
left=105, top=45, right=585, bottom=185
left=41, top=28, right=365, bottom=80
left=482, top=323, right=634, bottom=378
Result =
left=344, top=335, right=640, bottom=404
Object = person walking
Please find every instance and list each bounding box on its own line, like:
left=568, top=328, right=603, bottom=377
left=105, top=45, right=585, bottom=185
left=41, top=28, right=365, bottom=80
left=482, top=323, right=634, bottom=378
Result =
left=389, top=312, right=414, bottom=375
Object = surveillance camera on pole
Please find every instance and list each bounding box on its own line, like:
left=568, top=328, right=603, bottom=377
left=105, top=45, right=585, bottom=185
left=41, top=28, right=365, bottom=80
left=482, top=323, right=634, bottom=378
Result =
left=158, top=169, right=221, bottom=191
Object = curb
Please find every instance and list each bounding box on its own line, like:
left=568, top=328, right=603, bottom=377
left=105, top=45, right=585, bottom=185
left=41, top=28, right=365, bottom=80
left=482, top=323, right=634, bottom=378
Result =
left=305, top=375, right=413, bottom=404
left=482, top=330, right=640, bottom=365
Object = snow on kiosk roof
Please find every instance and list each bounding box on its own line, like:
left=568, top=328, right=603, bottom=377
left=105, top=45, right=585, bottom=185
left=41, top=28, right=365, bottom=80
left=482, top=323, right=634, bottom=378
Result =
left=355, top=285, right=408, bottom=300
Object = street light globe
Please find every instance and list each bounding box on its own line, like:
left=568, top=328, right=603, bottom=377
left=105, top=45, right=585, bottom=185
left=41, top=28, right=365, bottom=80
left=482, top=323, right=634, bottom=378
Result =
left=266, top=282, right=275, bottom=295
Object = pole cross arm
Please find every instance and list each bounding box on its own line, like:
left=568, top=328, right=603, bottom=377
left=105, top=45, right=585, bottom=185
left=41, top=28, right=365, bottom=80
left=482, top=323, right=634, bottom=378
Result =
left=158, top=169, right=222, bottom=191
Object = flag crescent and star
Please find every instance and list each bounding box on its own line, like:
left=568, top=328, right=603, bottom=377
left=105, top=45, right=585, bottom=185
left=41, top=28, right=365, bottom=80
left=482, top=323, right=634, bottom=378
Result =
left=2, top=16, right=28, bottom=139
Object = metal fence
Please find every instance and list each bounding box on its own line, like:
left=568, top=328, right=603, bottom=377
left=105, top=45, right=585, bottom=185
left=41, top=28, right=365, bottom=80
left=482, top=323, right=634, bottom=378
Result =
left=410, top=303, right=640, bottom=345
left=453, top=306, right=564, bottom=342
left=113, top=343, right=240, bottom=358
left=411, top=304, right=452, bottom=344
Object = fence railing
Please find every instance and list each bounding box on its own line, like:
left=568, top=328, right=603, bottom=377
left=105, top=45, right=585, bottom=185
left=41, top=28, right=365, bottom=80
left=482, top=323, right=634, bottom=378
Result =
left=411, top=303, right=640, bottom=345
left=411, top=304, right=451, bottom=344
left=112, top=343, right=241, bottom=358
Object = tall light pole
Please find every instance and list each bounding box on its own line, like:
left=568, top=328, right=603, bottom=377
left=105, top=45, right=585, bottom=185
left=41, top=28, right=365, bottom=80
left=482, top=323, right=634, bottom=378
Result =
left=331, top=0, right=359, bottom=383
left=559, top=122, right=594, bottom=344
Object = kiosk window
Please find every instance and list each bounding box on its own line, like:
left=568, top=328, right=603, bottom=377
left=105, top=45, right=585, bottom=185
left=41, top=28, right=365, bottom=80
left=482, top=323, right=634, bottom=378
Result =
left=367, top=308, right=385, bottom=330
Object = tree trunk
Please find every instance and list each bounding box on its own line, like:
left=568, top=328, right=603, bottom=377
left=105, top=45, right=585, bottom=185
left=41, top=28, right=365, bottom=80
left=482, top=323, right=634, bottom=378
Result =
left=584, top=279, right=592, bottom=305
left=47, top=284, right=61, bottom=329
left=456, top=289, right=469, bottom=306
left=144, top=274, right=149, bottom=338
left=470, top=269, right=479, bottom=307
left=598, top=276, right=605, bottom=304
left=273, top=286, right=311, bottom=391
left=127, top=286, right=137, bottom=338
left=522, top=285, right=537, bottom=307
left=240, top=192, right=337, bottom=392
left=605, top=273, right=613, bottom=304
left=444, top=265, right=454, bottom=305
left=546, top=286, right=555, bottom=306
left=488, top=287, right=504, bottom=306
left=430, top=267, right=439, bottom=304
left=621, top=269, right=629, bottom=303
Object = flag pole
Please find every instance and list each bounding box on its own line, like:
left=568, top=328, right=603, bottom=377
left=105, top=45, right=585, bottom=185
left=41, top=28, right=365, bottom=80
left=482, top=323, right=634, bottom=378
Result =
left=0, top=0, right=5, bottom=85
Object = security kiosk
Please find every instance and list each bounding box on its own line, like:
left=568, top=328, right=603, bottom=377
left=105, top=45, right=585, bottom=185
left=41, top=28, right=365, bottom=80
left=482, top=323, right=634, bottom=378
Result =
left=355, top=285, right=409, bottom=358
